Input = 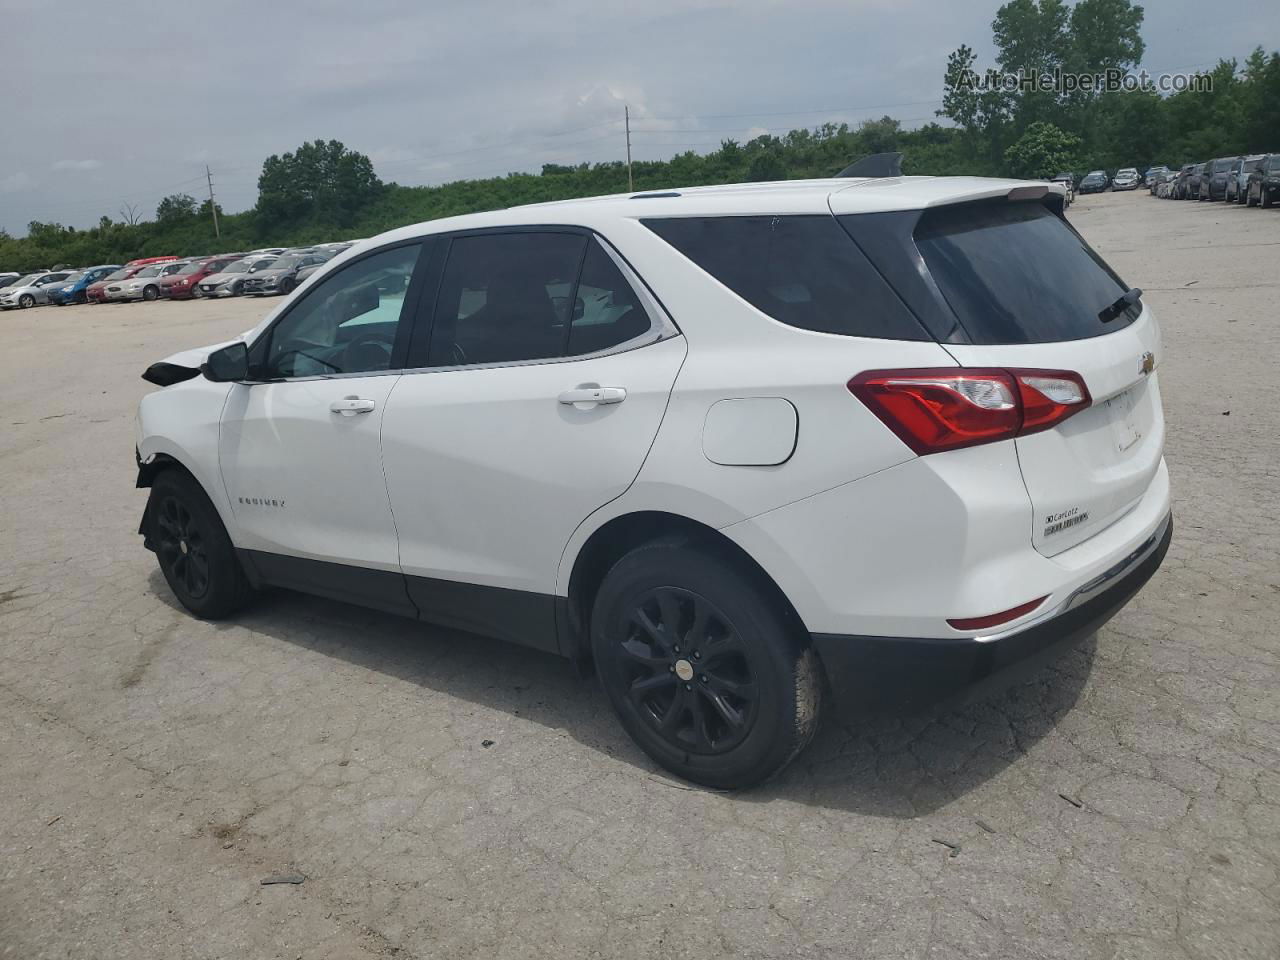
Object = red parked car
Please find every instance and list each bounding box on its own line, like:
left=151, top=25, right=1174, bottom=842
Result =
left=86, top=256, right=181, bottom=303
left=157, top=254, right=245, bottom=300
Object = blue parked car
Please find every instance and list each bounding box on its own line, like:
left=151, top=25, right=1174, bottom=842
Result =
left=47, top=264, right=122, bottom=305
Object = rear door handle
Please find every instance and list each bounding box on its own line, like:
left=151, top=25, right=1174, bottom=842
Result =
left=558, top=386, right=627, bottom=406
left=330, top=396, right=377, bottom=416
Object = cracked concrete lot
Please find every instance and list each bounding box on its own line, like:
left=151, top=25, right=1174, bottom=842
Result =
left=2, top=191, right=1278, bottom=959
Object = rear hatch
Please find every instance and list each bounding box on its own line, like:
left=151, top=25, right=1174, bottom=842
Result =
left=836, top=188, right=1164, bottom=556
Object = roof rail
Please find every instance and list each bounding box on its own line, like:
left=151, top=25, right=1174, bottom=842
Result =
left=630, top=191, right=681, bottom=199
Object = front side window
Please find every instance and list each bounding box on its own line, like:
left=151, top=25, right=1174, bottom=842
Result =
left=425, top=232, right=587, bottom=366
left=259, top=243, right=421, bottom=378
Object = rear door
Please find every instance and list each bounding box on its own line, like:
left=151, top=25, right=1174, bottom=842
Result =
left=380, top=229, right=685, bottom=648
left=910, top=200, right=1164, bottom=555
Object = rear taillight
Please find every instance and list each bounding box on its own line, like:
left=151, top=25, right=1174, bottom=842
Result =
left=847, top=368, right=1091, bottom=455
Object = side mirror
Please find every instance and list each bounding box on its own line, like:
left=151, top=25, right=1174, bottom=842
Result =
left=203, top=341, right=250, bottom=382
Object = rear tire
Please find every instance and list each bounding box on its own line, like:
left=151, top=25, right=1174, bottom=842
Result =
left=147, top=469, right=254, bottom=620
left=590, top=538, right=821, bottom=789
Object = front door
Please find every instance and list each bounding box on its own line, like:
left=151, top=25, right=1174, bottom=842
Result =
left=218, top=241, right=426, bottom=611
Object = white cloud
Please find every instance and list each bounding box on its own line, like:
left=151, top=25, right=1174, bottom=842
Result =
left=52, top=159, right=102, bottom=171
left=1, top=172, right=34, bottom=193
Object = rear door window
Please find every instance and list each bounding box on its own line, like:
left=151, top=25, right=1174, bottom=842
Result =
left=565, top=241, right=653, bottom=356
left=425, top=232, right=587, bottom=366
left=643, top=215, right=928, bottom=341
left=911, top=201, right=1131, bottom=344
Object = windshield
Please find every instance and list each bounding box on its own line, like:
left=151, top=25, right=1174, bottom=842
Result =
left=61, top=273, right=85, bottom=284
left=1210, top=159, right=1234, bottom=173
left=135, top=266, right=162, bottom=278
left=103, top=269, right=129, bottom=282
left=1083, top=174, right=1104, bottom=182
left=175, top=261, right=204, bottom=275
left=270, top=256, right=303, bottom=270
left=1118, top=169, right=1137, bottom=176
left=12, top=274, right=41, bottom=287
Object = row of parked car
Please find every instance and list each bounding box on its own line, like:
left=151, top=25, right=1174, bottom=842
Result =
left=0, top=242, right=359, bottom=310
left=1146, top=155, right=1280, bottom=205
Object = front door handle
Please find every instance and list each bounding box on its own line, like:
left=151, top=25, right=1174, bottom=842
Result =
left=330, top=396, right=377, bottom=417
left=558, top=385, right=627, bottom=407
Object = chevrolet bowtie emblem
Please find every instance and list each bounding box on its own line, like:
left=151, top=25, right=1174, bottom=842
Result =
left=1139, top=351, right=1156, bottom=376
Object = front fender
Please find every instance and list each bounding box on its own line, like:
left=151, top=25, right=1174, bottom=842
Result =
left=136, top=377, right=237, bottom=539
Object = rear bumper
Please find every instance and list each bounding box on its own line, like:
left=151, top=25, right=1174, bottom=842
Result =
left=813, top=512, right=1172, bottom=709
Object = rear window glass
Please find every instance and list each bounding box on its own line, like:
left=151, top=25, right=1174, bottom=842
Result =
left=913, top=201, right=1131, bottom=344
left=643, top=215, right=928, bottom=341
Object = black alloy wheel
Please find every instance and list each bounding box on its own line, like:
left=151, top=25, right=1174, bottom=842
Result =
left=618, top=586, right=759, bottom=756
left=591, top=538, right=822, bottom=789
left=154, top=494, right=211, bottom=600
left=147, top=470, right=254, bottom=619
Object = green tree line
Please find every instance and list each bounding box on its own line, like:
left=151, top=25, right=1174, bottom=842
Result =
left=3, top=2, right=1277, bottom=272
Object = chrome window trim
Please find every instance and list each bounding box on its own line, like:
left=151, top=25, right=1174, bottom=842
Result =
left=241, top=230, right=679, bottom=385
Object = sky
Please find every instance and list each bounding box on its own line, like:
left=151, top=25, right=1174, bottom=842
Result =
left=1, top=0, right=1275, bottom=235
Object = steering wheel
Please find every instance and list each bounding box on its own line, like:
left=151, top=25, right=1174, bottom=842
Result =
left=343, top=335, right=393, bottom=372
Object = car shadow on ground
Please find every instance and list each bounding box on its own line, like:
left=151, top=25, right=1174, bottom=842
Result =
left=148, top=570, right=1094, bottom=818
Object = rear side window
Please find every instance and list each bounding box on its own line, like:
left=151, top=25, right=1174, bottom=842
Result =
left=913, top=201, right=1130, bottom=344
left=643, top=215, right=928, bottom=341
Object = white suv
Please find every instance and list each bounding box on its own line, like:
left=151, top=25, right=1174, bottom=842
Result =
left=135, top=176, right=1172, bottom=788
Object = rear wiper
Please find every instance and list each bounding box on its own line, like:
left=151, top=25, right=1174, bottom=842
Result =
left=1099, top=287, right=1142, bottom=324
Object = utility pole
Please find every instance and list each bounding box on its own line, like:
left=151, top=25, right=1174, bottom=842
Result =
left=206, top=165, right=221, bottom=239
left=625, top=105, right=634, bottom=192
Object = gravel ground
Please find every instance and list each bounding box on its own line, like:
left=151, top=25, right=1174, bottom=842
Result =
left=2, top=191, right=1278, bottom=960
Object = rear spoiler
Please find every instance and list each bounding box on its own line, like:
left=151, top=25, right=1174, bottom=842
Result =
left=836, top=153, right=903, bottom=178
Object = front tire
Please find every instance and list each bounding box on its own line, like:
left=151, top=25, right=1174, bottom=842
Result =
left=591, top=538, right=821, bottom=789
left=1262, top=187, right=1274, bottom=209
left=143, top=285, right=159, bottom=301
left=278, top=277, right=295, bottom=296
left=18, top=294, right=34, bottom=309
left=147, top=470, right=254, bottom=620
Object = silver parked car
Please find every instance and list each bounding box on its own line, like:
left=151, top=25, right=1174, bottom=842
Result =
left=104, top=262, right=188, bottom=302
left=196, top=255, right=279, bottom=298
left=1226, top=155, right=1266, bottom=204
left=0, top=270, right=73, bottom=309
left=240, top=251, right=330, bottom=297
